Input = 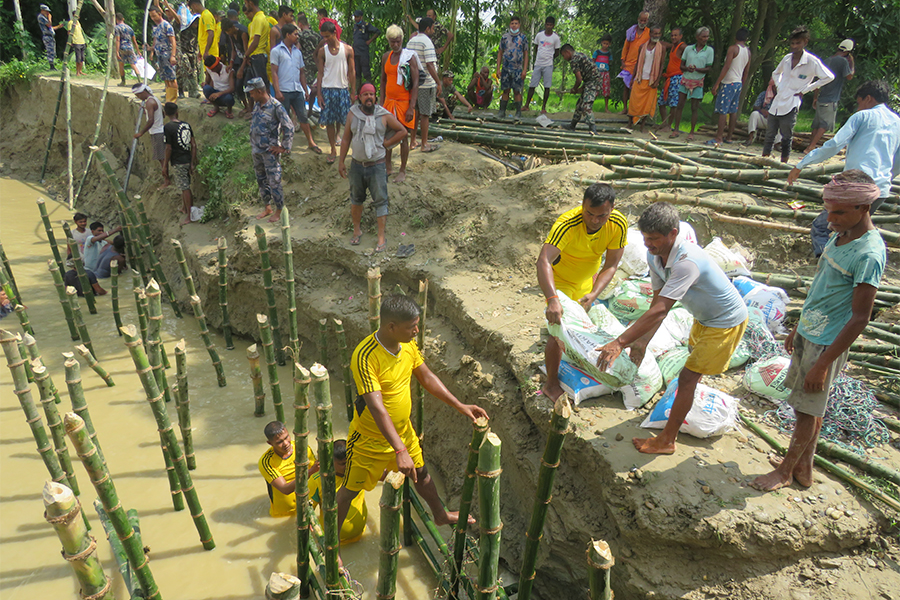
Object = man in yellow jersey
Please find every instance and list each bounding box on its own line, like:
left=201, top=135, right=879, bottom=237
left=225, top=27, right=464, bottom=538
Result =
left=238, top=0, right=271, bottom=96
left=258, top=421, right=318, bottom=518
left=189, top=0, right=219, bottom=60
left=309, top=439, right=367, bottom=543
left=340, top=295, right=489, bottom=536
left=537, top=183, right=627, bottom=401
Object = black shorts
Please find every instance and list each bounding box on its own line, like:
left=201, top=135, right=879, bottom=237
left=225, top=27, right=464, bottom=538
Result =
left=73, top=44, right=86, bottom=63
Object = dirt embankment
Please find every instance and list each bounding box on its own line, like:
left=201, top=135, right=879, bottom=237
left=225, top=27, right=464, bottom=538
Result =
left=3, top=76, right=898, bottom=600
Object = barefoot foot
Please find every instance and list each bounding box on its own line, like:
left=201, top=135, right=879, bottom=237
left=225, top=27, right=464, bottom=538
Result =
left=632, top=436, right=676, bottom=455
left=750, top=469, right=793, bottom=491
left=392, top=171, right=407, bottom=183
left=256, top=206, right=274, bottom=219
left=540, top=382, right=565, bottom=401
left=767, top=455, right=813, bottom=487
left=434, top=510, right=476, bottom=527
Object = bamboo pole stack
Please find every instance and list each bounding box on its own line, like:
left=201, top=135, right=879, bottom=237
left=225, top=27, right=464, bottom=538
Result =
left=217, top=238, right=235, bottom=350
left=376, top=471, right=406, bottom=600
left=293, top=363, right=313, bottom=598
left=257, top=314, right=284, bottom=423
left=367, top=268, right=382, bottom=334
left=48, top=260, right=80, bottom=341
left=476, top=432, right=503, bottom=600
left=255, top=225, right=285, bottom=366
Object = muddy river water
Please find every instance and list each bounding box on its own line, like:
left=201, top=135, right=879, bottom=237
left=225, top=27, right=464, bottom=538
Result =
left=0, top=177, right=439, bottom=600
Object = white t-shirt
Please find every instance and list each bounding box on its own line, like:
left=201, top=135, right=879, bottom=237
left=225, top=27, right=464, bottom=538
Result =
left=532, top=31, right=561, bottom=69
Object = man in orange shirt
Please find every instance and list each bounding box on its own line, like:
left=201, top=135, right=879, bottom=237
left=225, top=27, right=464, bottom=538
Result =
left=617, top=11, right=649, bottom=114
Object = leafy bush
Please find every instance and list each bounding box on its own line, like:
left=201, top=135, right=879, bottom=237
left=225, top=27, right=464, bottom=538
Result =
left=0, top=59, right=44, bottom=94
left=196, top=123, right=254, bottom=222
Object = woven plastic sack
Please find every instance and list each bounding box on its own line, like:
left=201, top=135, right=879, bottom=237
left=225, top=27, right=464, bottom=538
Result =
left=743, top=355, right=792, bottom=401
left=743, top=284, right=789, bottom=334
left=662, top=307, right=694, bottom=345
left=588, top=303, right=626, bottom=337
left=618, top=353, right=664, bottom=410
left=609, top=279, right=653, bottom=321
left=679, top=221, right=699, bottom=245
left=641, top=380, right=739, bottom=438
left=728, top=339, right=751, bottom=369
left=540, top=360, right=614, bottom=405
left=598, top=228, right=649, bottom=300
left=732, top=275, right=764, bottom=298
left=657, top=346, right=690, bottom=385
left=704, top=237, right=751, bottom=277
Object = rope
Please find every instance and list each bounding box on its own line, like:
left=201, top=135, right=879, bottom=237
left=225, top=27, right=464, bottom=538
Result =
left=475, top=468, right=502, bottom=478
left=45, top=503, right=81, bottom=525
left=61, top=535, right=97, bottom=562
left=80, top=575, right=111, bottom=600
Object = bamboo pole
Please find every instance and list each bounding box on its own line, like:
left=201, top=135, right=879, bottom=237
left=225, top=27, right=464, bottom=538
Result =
left=293, top=363, right=313, bottom=598
left=518, top=395, right=572, bottom=600
left=710, top=213, right=810, bottom=234
left=66, top=286, right=94, bottom=356
left=43, top=482, right=111, bottom=599
left=310, top=363, right=340, bottom=598
left=64, top=412, right=162, bottom=600
left=280, top=208, right=300, bottom=360
left=75, top=344, right=116, bottom=387
left=217, top=238, right=234, bottom=350
left=848, top=354, right=900, bottom=370
left=255, top=225, right=285, bottom=365
left=587, top=540, right=614, bottom=600
left=376, top=471, right=405, bottom=600
left=415, top=280, right=428, bottom=438
left=110, top=261, right=123, bottom=334
left=750, top=272, right=900, bottom=297
left=476, top=432, right=502, bottom=600
left=304, top=502, right=357, bottom=592
left=134, top=197, right=182, bottom=318
left=33, top=361, right=79, bottom=494
left=65, top=56, right=74, bottom=208
left=407, top=488, right=451, bottom=562
left=37, top=199, right=66, bottom=273
left=189, top=295, right=227, bottom=387
left=174, top=340, right=196, bottom=470
left=815, top=439, right=900, bottom=486
left=258, top=314, right=285, bottom=423
left=63, top=222, right=97, bottom=314
left=266, top=572, right=302, bottom=600
left=121, top=324, right=216, bottom=549
left=14, top=304, right=35, bottom=337
left=48, top=260, right=80, bottom=341
left=332, top=318, right=354, bottom=423
left=63, top=353, right=105, bottom=465
left=22, top=335, right=52, bottom=393
left=632, top=138, right=701, bottom=166
left=16, top=335, right=34, bottom=383
left=318, top=318, right=329, bottom=369
left=248, top=344, right=266, bottom=416
left=95, top=149, right=147, bottom=282
left=171, top=240, right=197, bottom=297
left=146, top=281, right=173, bottom=403
left=158, top=428, right=185, bottom=512
left=94, top=499, right=141, bottom=599
left=450, top=417, right=490, bottom=598
left=368, top=267, right=382, bottom=334
left=75, top=24, right=116, bottom=204
left=135, top=285, right=149, bottom=352
left=0, top=264, right=20, bottom=308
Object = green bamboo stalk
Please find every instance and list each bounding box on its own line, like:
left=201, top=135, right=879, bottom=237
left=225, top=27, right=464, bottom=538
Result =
left=873, top=387, right=900, bottom=409
left=0, top=264, right=19, bottom=308
left=64, top=412, right=161, bottom=600
left=32, top=361, right=78, bottom=494
left=158, top=427, right=185, bottom=512
left=518, top=395, right=572, bottom=600
left=110, top=261, right=123, bottom=335
left=304, top=502, right=357, bottom=592
left=174, top=340, right=196, bottom=470
left=43, top=481, right=111, bottom=599
left=217, top=238, right=234, bottom=350
left=293, top=363, right=313, bottom=598
left=14, top=304, right=35, bottom=338
left=867, top=321, right=900, bottom=334
left=63, top=353, right=105, bottom=465
left=66, top=286, right=94, bottom=356
left=848, top=354, right=900, bottom=370
left=476, top=432, right=502, bottom=600
left=75, top=27, right=116, bottom=204
left=37, top=199, right=66, bottom=273
left=632, top=138, right=701, bottom=166
left=64, top=56, right=74, bottom=207
left=63, top=223, right=97, bottom=315
left=135, top=286, right=149, bottom=352
left=257, top=314, right=285, bottom=422
left=16, top=332, right=34, bottom=383
left=815, top=439, right=900, bottom=486
left=451, top=417, right=490, bottom=598
left=332, top=318, right=354, bottom=423
left=368, top=267, right=382, bottom=334
left=280, top=208, right=300, bottom=360
left=310, top=363, right=340, bottom=598
left=121, top=324, right=215, bottom=549
left=255, top=225, right=285, bottom=366
left=93, top=500, right=141, bottom=599
left=881, top=415, right=900, bottom=434
left=75, top=344, right=116, bottom=387
left=0, top=330, right=71, bottom=488
left=189, top=295, right=227, bottom=387
left=170, top=240, right=197, bottom=297
left=850, top=342, right=900, bottom=355
left=318, top=318, right=329, bottom=369
left=248, top=344, right=266, bottom=416
left=583, top=153, right=676, bottom=170
left=146, top=281, right=174, bottom=403
left=587, top=539, right=614, bottom=600
left=407, top=487, right=451, bottom=562
left=48, top=260, right=80, bottom=341
left=266, top=572, right=302, bottom=599
left=21, top=334, right=50, bottom=390
left=415, top=280, right=428, bottom=438
left=402, top=479, right=414, bottom=549
left=750, top=272, right=900, bottom=303
left=376, top=471, right=406, bottom=600
left=92, top=149, right=147, bottom=284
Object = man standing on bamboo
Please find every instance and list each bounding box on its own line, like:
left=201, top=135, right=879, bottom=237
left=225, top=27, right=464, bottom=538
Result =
left=339, top=294, right=488, bottom=536
left=597, top=202, right=748, bottom=455
left=316, top=21, right=355, bottom=164
left=751, top=171, right=885, bottom=491
left=246, top=77, right=294, bottom=223
left=627, top=25, right=665, bottom=132
left=560, top=44, right=601, bottom=134
left=496, top=15, right=528, bottom=120
left=259, top=421, right=318, bottom=518
left=148, top=6, right=179, bottom=103
left=380, top=24, right=419, bottom=183
left=618, top=11, right=650, bottom=114
left=537, top=183, right=627, bottom=401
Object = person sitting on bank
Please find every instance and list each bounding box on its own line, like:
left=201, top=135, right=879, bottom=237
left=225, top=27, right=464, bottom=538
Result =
left=64, top=261, right=107, bottom=297
left=258, top=421, right=319, bottom=518
left=202, top=54, right=236, bottom=117
left=83, top=221, right=123, bottom=274
left=465, top=65, right=494, bottom=110
left=94, top=235, right=127, bottom=278
left=309, top=439, right=367, bottom=544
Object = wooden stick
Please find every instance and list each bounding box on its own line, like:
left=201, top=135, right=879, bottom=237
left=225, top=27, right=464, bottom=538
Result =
left=280, top=208, right=300, bottom=360
left=32, top=360, right=78, bottom=493
left=710, top=212, right=810, bottom=234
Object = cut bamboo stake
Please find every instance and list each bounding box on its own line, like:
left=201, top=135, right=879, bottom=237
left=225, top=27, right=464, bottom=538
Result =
left=16, top=336, right=34, bottom=383
left=171, top=240, right=197, bottom=297
left=0, top=260, right=19, bottom=305
left=255, top=225, right=285, bottom=365
left=174, top=340, right=196, bottom=471
left=293, top=363, right=313, bottom=598
left=37, top=199, right=65, bottom=273
left=248, top=344, right=266, bottom=416
left=64, top=412, right=161, bottom=600
left=33, top=361, right=78, bottom=494
left=332, top=318, right=354, bottom=423
left=189, top=295, right=227, bottom=387
left=63, top=223, right=97, bottom=314
left=43, top=482, right=111, bottom=599
left=477, top=432, right=503, bottom=600
left=0, top=241, right=19, bottom=302
left=93, top=500, right=141, bottom=599
left=158, top=428, right=185, bottom=512
left=14, top=304, right=35, bottom=337
left=146, top=281, right=173, bottom=404
left=65, top=56, right=74, bottom=208
left=266, top=572, right=302, bottom=600
left=280, top=208, right=300, bottom=360
left=75, top=344, right=116, bottom=387
left=376, top=471, right=405, bottom=600
left=121, top=324, right=216, bottom=549
left=318, top=318, right=329, bottom=369
left=451, top=417, right=490, bottom=598
left=518, top=396, right=571, bottom=599
left=304, top=502, right=357, bottom=593
left=66, top=286, right=94, bottom=356
left=63, top=353, right=105, bottom=465
left=48, top=260, right=80, bottom=341
left=22, top=335, right=57, bottom=401
left=415, top=280, right=428, bottom=438
left=368, top=267, right=382, bottom=333
left=258, top=314, right=284, bottom=423
left=587, top=540, right=614, bottom=600
left=135, top=286, right=150, bottom=352
left=217, top=238, right=234, bottom=350
left=110, top=261, right=123, bottom=334
left=310, top=363, right=340, bottom=598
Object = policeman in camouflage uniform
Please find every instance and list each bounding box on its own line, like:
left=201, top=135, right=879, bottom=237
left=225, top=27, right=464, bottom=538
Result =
left=561, top=44, right=600, bottom=134
left=246, top=77, right=294, bottom=223
left=37, top=4, right=61, bottom=68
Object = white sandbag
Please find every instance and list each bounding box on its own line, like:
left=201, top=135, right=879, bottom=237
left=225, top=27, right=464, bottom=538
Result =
left=640, top=381, right=739, bottom=438
left=657, top=346, right=690, bottom=385
left=743, top=284, right=789, bottom=334
left=609, top=279, right=653, bottom=321
left=662, top=307, right=694, bottom=345
left=679, top=221, right=698, bottom=245
left=647, top=326, right=678, bottom=358
left=704, top=237, right=751, bottom=278
left=588, top=303, right=625, bottom=337
left=619, top=228, right=650, bottom=276
left=539, top=360, right=614, bottom=405
left=743, top=355, right=792, bottom=401
left=732, top=275, right=763, bottom=298
left=728, top=339, right=751, bottom=369
left=617, top=352, right=663, bottom=410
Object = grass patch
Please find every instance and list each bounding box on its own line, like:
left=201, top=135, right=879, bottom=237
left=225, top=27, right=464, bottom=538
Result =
left=196, top=123, right=254, bottom=222
left=0, top=59, right=45, bottom=94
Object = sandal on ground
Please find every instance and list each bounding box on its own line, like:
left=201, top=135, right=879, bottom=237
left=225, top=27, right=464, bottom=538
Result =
left=421, top=144, right=439, bottom=153
left=669, top=131, right=681, bottom=138
left=396, top=243, right=415, bottom=258
left=308, top=145, right=323, bottom=154
left=350, top=233, right=362, bottom=246
left=704, top=139, right=719, bottom=146
left=207, top=108, right=219, bottom=117
left=375, top=241, right=387, bottom=253
left=225, top=112, right=234, bottom=119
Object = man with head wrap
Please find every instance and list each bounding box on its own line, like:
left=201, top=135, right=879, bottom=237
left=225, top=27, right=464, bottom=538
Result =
left=751, top=170, right=886, bottom=493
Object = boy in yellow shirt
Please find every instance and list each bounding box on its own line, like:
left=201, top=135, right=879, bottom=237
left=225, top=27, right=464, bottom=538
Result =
left=258, top=421, right=318, bottom=517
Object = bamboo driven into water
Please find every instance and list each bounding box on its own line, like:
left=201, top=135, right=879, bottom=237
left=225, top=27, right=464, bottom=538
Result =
left=476, top=432, right=502, bottom=600
left=158, top=428, right=185, bottom=512
left=37, top=199, right=65, bottom=273
left=450, top=417, right=490, bottom=598
left=280, top=208, right=300, bottom=360
left=368, top=267, right=382, bottom=334
left=0, top=258, right=20, bottom=308
left=64, top=56, right=74, bottom=207
left=63, top=223, right=97, bottom=314
left=217, top=238, right=234, bottom=350
left=376, top=471, right=405, bottom=600
left=318, top=318, right=329, bottom=369
left=135, top=285, right=149, bottom=352
left=518, top=395, right=572, bottom=600
left=255, top=225, right=285, bottom=366
left=16, top=335, right=34, bottom=383
left=171, top=240, right=197, bottom=297
left=94, top=149, right=149, bottom=283
left=293, top=363, right=312, bottom=598
left=174, top=340, right=196, bottom=471
left=74, top=27, right=116, bottom=204
left=48, top=260, right=80, bottom=341
left=93, top=500, right=141, bottom=599
left=64, top=412, right=161, bottom=600
left=43, top=482, right=111, bottom=599
left=189, top=295, right=227, bottom=387
left=22, top=335, right=57, bottom=403
left=66, top=287, right=95, bottom=357
left=332, top=318, right=354, bottom=423
left=310, top=363, right=341, bottom=598
left=247, top=344, right=266, bottom=416
left=587, top=540, right=614, bottom=600
left=257, top=314, right=284, bottom=423
left=121, top=324, right=216, bottom=549
left=14, top=304, right=35, bottom=338
left=146, top=281, right=173, bottom=403
left=63, top=353, right=105, bottom=465
left=75, top=344, right=116, bottom=387
left=32, top=361, right=78, bottom=494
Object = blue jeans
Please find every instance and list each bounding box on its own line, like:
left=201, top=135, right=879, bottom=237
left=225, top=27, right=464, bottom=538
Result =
left=279, top=90, right=308, bottom=123
left=349, top=161, right=389, bottom=217
left=203, top=84, right=235, bottom=108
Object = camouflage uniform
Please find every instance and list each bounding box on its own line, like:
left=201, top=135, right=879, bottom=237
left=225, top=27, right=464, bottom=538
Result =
left=298, top=29, right=322, bottom=81
left=38, top=13, right=56, bottom=68
left=570, top=52, right=600, bottom=127
left=250, top=97, right=294, bottom=209
left=177, top=20, right=200, bottom=98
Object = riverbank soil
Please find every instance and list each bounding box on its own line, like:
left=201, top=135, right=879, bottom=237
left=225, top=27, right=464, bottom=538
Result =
left=1, top=75, right=898, bottom=599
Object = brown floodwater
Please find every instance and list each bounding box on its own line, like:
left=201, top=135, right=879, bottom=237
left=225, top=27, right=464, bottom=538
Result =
left=0, top=177, right=441, bottom=600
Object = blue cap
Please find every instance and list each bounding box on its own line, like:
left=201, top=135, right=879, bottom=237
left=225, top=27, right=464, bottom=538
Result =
left=243, top=77, right=265, bottom=93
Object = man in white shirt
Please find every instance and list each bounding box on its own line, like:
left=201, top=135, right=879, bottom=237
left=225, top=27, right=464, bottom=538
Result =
left=524, top=16, right=561, bottom=115
left=408, top=18, right=441, bottom=153
left=762, top=27, right=833, bottom=163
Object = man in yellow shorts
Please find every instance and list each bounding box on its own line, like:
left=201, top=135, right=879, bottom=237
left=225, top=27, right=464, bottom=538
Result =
left=537, top=182, right=628, bottom=400
left=309, top=439, right=367, bottom=543
left=259, top=421, right=318, bottom=517
left=339, top=294, right=489, bottom=536
left=597, top=202, right=748, bottom=455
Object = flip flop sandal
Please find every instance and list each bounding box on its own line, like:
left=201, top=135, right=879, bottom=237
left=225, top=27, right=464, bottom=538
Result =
left=225, top=112, right=234, bottom=119
left=326, top=155, right=336, bottom=164
left=350, top=234, right=362, bottom=246
left=396, top=243, right=415, bottom=258
left=704, top=139, right=719, bottom=146
left=421, top=145, right=439, bottom=153
left=374, top=242, right=387, bottom=253
left=308, top=146, right=323, bottom=154
left=207, top=109, right=218, bottom=117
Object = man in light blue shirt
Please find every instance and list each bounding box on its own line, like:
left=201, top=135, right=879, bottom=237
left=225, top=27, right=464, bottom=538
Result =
left=270, top=23, right=319, bottom=153
left=82, top=222, right=122, bottom=273
left=788, top=80, right=900, bottom=255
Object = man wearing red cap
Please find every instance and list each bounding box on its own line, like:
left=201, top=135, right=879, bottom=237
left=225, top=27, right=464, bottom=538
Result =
left=751, top=170, right=886, bottom=492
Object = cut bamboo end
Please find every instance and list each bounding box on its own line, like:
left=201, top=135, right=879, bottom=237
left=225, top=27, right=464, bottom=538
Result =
left=367, top=267, right=381, bottom=280
left=247, top=344, right=260, bottom=359
left=384, top=471, right=405, bottom=490
left=175, top=339, right=186, bottom=352
left=63, top=412, right=85, bottom=434
left=473, top=416, right=490, bottom=431
left=553, top=394, right=572, bottom=420
left=63, top=356, right=77, bottom=368
left=267, top=572, right=301, bottom=598
left=120, top=324, right=138, bottom=337
left=257, top=314, right=268, bottom=325
left=587, top=539, right=614, bottom=570
left=293, top=363, right=310, bottom=383
left=42, top=480, right=74, bottom=506
left=309, top=363, right=328, bottom=380
left=147, top=279, right=161, bottom=293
